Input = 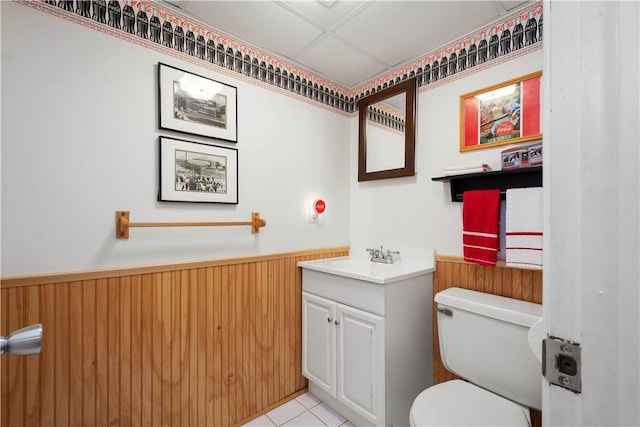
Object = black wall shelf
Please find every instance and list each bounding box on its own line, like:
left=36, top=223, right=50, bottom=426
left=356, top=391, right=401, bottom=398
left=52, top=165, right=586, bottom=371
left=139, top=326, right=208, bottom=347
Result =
left=431, top=166, right=542, bottom=202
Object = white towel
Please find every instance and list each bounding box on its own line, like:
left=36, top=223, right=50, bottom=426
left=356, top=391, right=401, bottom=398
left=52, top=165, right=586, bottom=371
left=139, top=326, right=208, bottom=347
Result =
left=443, top=164, right=490, bottom=176
left=444, top=163, right=489, bottom=171
left=506, top=187, right=543, bottom=270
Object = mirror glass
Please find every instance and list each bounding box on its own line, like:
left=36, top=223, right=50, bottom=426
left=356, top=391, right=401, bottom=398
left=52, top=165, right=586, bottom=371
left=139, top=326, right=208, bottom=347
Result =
left=365, top=92, right=406, bottom=172
left=358, top=78, right=416, bottom=181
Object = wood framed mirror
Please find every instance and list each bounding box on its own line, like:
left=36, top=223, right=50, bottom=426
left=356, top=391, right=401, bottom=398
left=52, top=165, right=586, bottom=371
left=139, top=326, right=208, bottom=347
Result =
left=358, top=77, right=416, bottom=181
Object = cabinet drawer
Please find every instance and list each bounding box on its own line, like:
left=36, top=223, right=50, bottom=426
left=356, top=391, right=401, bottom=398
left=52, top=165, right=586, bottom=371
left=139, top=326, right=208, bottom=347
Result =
left=302, top=269, right=385, bottom=316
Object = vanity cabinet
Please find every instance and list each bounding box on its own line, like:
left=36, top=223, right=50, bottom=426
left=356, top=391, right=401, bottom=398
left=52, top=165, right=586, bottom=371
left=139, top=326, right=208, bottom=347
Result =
left=299, top=261, right=434, bottom=427
left=302, top=292, right=384, bottom=424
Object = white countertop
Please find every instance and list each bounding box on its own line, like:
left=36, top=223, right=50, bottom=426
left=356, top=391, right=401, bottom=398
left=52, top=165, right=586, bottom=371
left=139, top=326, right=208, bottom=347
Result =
left=298, top=255, right=435, bottom=285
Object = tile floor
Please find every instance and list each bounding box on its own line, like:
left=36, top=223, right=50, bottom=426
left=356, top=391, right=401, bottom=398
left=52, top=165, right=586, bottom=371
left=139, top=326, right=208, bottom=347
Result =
left=242, top=392, right=354, bottom=427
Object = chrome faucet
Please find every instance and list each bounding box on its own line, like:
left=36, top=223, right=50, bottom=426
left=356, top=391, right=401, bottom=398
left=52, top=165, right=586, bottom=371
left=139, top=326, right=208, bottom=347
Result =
left=366, top=246, right=400, bottom=264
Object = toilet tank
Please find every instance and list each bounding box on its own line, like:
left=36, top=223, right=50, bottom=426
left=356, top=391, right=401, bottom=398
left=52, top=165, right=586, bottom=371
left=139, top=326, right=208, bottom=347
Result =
left=435, top=287, right=542, bottom=410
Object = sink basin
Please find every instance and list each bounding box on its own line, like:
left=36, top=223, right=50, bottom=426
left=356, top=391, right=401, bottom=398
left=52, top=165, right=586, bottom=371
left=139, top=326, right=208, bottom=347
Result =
left=298, top=256, right=434, bottom=284
left=330, top=259, right=393, bottom=270
left=330, top=259, right=383, bottom=268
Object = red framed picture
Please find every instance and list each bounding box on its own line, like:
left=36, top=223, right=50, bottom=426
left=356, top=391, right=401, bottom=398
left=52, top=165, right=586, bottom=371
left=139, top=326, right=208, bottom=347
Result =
left=460, top=71, right=542, bottom=152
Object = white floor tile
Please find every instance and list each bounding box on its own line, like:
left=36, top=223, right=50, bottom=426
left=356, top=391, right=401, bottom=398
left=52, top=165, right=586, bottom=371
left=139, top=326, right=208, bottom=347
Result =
left=295, top=392, right=322, bottom=409
left=310, top=403, right=347, bottom=427
left=282, top=411, right=326, bottom=427
left=242, top=414, right=277, bottom=427
left=266, top=399, right=307, bottom=426
left=339, top=420, right=355, bottom=427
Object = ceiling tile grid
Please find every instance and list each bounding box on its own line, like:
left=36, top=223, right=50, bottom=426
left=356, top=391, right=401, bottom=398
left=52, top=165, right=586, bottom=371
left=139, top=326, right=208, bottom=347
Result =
left=21, top=0, right=542, bottom=114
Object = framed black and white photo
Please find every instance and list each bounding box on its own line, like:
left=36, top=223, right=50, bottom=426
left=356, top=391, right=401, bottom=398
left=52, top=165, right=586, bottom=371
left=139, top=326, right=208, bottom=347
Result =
left=158, top=63, right=238, bottom=142
left=159, top=136, right=238, bottom=204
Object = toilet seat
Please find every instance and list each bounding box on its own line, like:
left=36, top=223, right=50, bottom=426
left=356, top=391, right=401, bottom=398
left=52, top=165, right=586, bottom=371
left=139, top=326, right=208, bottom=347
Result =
left=410, top=380, right=531, bottom=426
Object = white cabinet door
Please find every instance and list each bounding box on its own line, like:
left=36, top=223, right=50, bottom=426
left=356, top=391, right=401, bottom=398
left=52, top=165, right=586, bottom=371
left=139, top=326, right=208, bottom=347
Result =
left=302, top=292, right=337, bottom=397
left=336, top=303, right=385, bottom=425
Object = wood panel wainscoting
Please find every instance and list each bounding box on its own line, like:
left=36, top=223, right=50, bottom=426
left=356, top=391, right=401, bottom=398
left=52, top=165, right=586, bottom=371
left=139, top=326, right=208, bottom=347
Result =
left=0, top=247, right=349, bottom=427
left=432, top=254, right=543, bottom=427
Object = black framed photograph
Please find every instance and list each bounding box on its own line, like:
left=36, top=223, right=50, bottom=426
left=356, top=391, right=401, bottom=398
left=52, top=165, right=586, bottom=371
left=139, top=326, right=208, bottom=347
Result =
left=159, top=136, right=238, bottom=204
left=158, top=63, right=238, bottom=142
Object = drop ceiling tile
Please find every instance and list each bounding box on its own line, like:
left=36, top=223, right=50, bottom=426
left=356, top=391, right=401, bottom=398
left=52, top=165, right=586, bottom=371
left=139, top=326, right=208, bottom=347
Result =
left=500, top=1, right=531, bottom=11
left=334, top=1, right=513, bottom=67
left=279, top=0, right=370, bottom=30
left=170, top=0, right=538, bottom=87
left=175, top=1, right=323, bottom=59
left=293, top=35, right=388, bottom=88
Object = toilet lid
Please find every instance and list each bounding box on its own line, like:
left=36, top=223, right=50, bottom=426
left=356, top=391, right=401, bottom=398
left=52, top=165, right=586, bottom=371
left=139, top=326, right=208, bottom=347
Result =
left=410, top=380, right=531, bottom=426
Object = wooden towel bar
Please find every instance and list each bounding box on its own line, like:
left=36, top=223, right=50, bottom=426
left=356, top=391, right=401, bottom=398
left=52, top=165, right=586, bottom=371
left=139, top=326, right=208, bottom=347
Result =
left=115, top=211, right=267, bottom=239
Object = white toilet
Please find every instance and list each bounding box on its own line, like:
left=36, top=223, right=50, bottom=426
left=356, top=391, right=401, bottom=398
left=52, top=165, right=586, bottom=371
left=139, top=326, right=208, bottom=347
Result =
left=410, top=287, right=543, bottom=426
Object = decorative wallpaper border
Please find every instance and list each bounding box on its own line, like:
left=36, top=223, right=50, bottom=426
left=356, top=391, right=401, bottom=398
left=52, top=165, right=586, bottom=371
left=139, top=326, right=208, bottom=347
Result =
left=366, top=102, right=406, bottom=133
left=18, top=0, right=542, bottom=114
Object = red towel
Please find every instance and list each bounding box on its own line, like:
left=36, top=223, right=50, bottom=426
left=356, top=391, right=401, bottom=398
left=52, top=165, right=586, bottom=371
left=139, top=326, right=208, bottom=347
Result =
left=463, top=190, right=501, bottom=266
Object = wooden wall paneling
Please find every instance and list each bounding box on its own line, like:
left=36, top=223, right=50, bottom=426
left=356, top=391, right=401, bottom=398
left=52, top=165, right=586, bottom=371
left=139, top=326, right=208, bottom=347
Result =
left=263, top=261, right=272, bottom=408
left=68, top=281, right=83, bottom=426
left=1, top=288, right=7, bottom=427
left=107, top=279, right=123, bottom=427
left=0, top=247, right=349, bottom=427
left=286, top=257, right=295, bottom=398
left=170, top=271, right=181, bottom=427
left=130, top=275, right=142, bottom=427
left=272, top=260, right=280, bottom=404
left=235, top=264, right=244, bottom=423
left=274, top=260, right=281, bottom=402
left=292, top=257, right=300, bottom=393
left=120, top=276, right=132, bottom=427
left=197, top=267, right=207, bottom=426
left=223, top=265, right=233, bottom=426
left=512, top=268, right=523, bottom=300
left=180, top=269, right=198, bottom=426
left=214, top=266, right=223, bottom=425
left=247, top=262, right=257, bottom=416
left=205, top=267, right=214, bottom=426
left=160, top=272, right=171, bottom=426
left=286, top=258, right=294, bottom=399
left=25, top=285, right=41, bottom=426
left=241, top=263, right=251, bottom=420
left=140, top=274, right=153, bottom=427
left=270, top=261, right=278, bottom=405
left=8, top=287, right=25, bottom=427
left=278, top=260, right=285, bottom=402
left=95, top=279, right=108, bottom=426
left=53, top=281, right=68, bottom=427
left=259, top=261, right=268, bottom=412
left=110, top=277, right=122, bottom=427
left=151, top=273, right=162, bottom=427
left=83, top=280, right=97, bottom=427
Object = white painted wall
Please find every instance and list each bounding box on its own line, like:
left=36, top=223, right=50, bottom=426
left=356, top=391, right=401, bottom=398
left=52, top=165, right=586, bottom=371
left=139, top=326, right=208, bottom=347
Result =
left=1, top=2, right=544, bottom=277
left=349, top=51, right=543, bottom=258
left=0, top=2, right=350, bottom=276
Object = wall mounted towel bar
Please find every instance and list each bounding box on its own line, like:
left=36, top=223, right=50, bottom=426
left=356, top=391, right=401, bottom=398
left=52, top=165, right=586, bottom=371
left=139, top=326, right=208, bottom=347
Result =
left=115, top=211, right=267, bottom=239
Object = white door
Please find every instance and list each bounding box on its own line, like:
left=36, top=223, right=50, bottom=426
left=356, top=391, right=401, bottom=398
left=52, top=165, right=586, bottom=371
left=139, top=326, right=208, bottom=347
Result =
left=544, top=1, right=639, bottom=425
left=302, top=292, right=337, bottom=397
left=336, top=303, right=385, bottom=425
